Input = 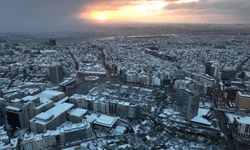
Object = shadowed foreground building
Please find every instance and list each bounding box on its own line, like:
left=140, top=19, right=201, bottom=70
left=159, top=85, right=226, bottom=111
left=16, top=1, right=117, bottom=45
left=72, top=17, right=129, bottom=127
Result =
left=226, top=113, right=250, bottom=145
left=0, top=98, right=6, bottom=126
left=22, top=122, right=93, bottom=150
left=49, top=64, right=64, bottom=85
left=5, top=96, right=54, bottom=129
left=0, top=90, right=3, bottom=98
left=176, top=88, right=200, bottom=120
left=5, top=90, right=64, bottom=129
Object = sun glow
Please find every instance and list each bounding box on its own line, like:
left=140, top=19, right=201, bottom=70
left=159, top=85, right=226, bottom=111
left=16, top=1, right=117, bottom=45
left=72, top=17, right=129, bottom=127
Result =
left=79, top=0, right=199, bottom=23
left=133, top=0, right=168, bottom=13
left=96, top=12, right=107, bottom=21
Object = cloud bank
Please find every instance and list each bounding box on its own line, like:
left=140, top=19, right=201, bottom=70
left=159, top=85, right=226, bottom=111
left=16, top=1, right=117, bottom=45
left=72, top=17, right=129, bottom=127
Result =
left=0, top=0, right=249, bottom=32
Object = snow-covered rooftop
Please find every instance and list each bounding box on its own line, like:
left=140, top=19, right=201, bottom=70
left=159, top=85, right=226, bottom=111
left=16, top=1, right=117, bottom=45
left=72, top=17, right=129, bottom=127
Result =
left=5, top=106, right=21, bottom=111
left=32, top=103, right=73, bottom=124
left=35, top=112, right=54, bottom=122
left=70, top=94, right=97, bottom=101
left=238, top=91, right=250, bottom=98
left=37, top=90, right=65, bottom=101
left=70, top=108, right=88, bottom=117
left=94, top=114, right=119, bottom=128
left=22, top=95, right=39, bottom=102
left=226, top=113, right=250, bottom=125
left=191, top=108, right=211, bottom=126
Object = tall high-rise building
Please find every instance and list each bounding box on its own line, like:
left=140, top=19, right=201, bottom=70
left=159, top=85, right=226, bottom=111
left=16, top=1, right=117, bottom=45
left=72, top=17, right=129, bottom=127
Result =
left=49, top=65, right=64, bottom=84
left=205, top=61, right=218, bottom=77
left=176, top=88, right=200, bottom=120
left=48, top=39, right=56, bottom=47
left=0, top=90, right=3, bottom=98
left=6, top=104, right=23, bottom=128
left=0, top=98, right=6, bottom=125
left=6, top=96, right=54, bottom=129
left=243, top=71, right=250, bottom=81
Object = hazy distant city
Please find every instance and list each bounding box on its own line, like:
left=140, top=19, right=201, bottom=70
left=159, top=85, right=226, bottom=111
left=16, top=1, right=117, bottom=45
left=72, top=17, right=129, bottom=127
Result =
left=1, top=0, right=250, bottom=150
left=0, top=24, right=249, bottom=150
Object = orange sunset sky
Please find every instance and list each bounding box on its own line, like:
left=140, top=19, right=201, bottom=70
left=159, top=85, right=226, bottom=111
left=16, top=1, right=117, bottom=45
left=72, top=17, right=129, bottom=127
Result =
left=78, top=0, right=249, bottom=24
left=0, top=0, right=249, bottom=32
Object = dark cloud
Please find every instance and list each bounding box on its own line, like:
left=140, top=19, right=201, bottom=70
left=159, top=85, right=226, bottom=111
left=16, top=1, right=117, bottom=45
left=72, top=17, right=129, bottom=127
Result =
left=0, top=0, right=92, bottom=32
left=165, top=0, right=250, bottom=23
left=0, top=0, right=249, bottom=32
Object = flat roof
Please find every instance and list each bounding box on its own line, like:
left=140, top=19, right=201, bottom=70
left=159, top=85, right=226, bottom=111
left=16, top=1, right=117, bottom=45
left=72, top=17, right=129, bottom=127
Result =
left=94, top=114, right=118, bottom=128
left=59, top=78, right=75, bottom=86
left=6, top=106, right=21, bottom=112
left=23, top=122, right=90, bottom=142
left=82, top=70, right=106, bottom=75
left=59, top=122, right=89, bottom=133
left=178, top=88, right=196, bottom=96
left=31, top=103, right=73, bottom=124
left=45, top=103, right=73, bottom=118
left=37, top=90, right=65, bottom=101
left=238, top=91, right=250, bottom=98
left=191, top=108, right=211, bottom=126
left=70, top=94, right=96, bottom=101
left=118, top=101, right=130, bottom=106
left=55, top=96, right=69, bottom=105
left=70, top=108, right=88, bottom=117
left=35, top=112, right=53, bottom=122
left=22, top=95, right=39, bottom=102
left=226, top=113, right=250, bottom=125
left=85, top=113, right=98, bottom=123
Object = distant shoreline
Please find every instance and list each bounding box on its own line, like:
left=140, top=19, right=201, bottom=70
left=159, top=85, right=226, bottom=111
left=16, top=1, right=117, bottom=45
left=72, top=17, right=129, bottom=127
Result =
left=1, top=24, right=250, bottom=43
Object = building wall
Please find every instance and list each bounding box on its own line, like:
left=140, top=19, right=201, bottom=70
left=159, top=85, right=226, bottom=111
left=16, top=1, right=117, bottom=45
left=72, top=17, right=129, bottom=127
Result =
left=70, top=96, right=139, bottom=119
left=49, top=65, right=64, bottom=84
left=199, top=76, right=215, bottom=87
left=35, top=101, right=54, bottom=115
left=128, top=105, right=137, bottom=118
left=93, top=124, right=112, bottom=132
left=43, top=135, right=56, bottom=148
left=30, top=108, right=69, bottom=133
left=21, top=140, right=33, bottom=150
left=30, top=120, right=46, bottom=133
left=235, top=93, right=250, bottom=109
left=6, top=110, right=22, bottom=128
left=237, top=123, right=250, bottom=143
left=21, top=102, right=37, bottom=128
left=187, top=93, right=200, bottom=120
left=22, top=123, right=93, bottom=150
left=69, top=115, right=82, bottom=123
left=176, top=89, right=200, bottom=120
left=0, top=99, right=6, bottom=125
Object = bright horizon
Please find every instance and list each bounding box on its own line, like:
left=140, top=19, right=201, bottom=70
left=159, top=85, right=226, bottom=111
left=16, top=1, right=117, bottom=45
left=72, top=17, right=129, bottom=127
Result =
left=79, top=0, right=201, bottom=24
left=0, top=0, right=250, bottom=32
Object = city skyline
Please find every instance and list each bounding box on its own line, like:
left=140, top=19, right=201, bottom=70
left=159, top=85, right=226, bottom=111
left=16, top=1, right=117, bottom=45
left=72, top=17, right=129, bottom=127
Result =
left=1, top=1, right=250, bottom=150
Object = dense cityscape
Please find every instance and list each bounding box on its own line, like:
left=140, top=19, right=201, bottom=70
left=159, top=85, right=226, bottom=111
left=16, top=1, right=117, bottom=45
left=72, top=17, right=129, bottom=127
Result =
left=0, top=25, right=250, bottom=150
left=1, top=0, right=250, bottom=149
